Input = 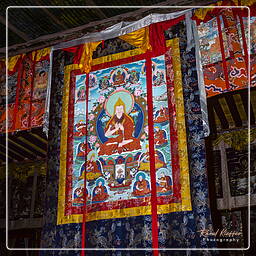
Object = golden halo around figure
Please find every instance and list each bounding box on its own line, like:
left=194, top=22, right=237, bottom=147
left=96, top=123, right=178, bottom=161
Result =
left=104, top=89, right=134, bottom=116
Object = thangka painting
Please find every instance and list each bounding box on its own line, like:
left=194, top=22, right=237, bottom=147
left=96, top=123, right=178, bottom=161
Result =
left=197, top=9, right=250, bottom=97
left=58, top=42, right=191, bottom=224
left=0, top=48, right=50, bottom=133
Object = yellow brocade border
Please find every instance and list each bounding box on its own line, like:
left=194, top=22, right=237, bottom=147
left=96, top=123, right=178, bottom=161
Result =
left=79, top=41, right=101, bottom=73
left=57, top=39, right=192, bottom=224
left=31, top=47, right=51, bottom=62
left=119, top=27, right=151, bottom=52
left=92, top=48, right=145, bottom=67
left=163, top=38, right=192, bottom=213
left=8, top=54, right=23, bottom=72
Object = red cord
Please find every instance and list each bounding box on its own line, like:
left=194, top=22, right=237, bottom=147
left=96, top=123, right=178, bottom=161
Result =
left=217, top=15, right=230, bottom=90
left=81, top=73, right=90, bottom=256
left=146, top=55, right=159, bottom=256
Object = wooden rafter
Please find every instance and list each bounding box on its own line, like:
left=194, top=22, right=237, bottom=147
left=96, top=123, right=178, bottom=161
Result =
left=86, top=0, right=108, bottom=19
left=0, top=15, right=29, bottom=42
left=34, top=0, right=67, bottom=30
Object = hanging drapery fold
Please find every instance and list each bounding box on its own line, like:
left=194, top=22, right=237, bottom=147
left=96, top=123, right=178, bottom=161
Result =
left=119, top=27, right=152, bottom=52
left=78, top=41, right=102, bottom=73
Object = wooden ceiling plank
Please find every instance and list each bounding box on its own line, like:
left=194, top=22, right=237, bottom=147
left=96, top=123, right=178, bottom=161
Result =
left=8, top=138, right=42, bottom=157
left=0, top=15, right=29, bottom=41
left=251, top=90, right=256, bottom=124
left=0, top=146, right=23, bottom=161
left=30, top=132, right=47, bottom=144
left=218, top=97, right=236, bottom=128
left=240, top=90, right=255, bottom=124
left=34, top=1, right=67, bottom=30
left=0, top=150, right=7, bottom=158
left=6, top=146, right=27, bottom=159
left=233, top=93, right=248, bottom=126
left=212, top=98, right=229, bottom=129
left=16, top=137, right=46, bottom=155
left=0, top=153, right=6, bottom=161
left=0, top=151, right=13, bottom=162
left=8, top=142, right=35, bottom=160
left=21, top=133, right=47, bottom=149
left=224, top=94, right=243, bottom=127
left=213, top=108, right=222, bottom=130
left=86, top=0, right=108, bottom=19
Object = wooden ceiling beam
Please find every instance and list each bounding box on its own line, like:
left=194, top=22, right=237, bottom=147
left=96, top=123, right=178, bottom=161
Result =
left=206, top=99, right=217, bottom=136
left=213, top=98, right=229, bottom=129
left=86, top=0, right=108, bottom=19
left=225, top=94, right=243, bottom=127
left=0, top=15, right=29, bottom=42
left=34, top=1, right=67, bottom=30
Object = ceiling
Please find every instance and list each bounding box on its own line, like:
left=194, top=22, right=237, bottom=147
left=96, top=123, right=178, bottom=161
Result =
left=207, top=88, right=255, bottom=134
left=0, top=0, right=217, bottom=57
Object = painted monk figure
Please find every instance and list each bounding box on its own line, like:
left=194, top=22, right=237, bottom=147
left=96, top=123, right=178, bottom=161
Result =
left=132, top=174, right=150, bottom=197
left=155, top=126, right=167, bottom=146
left=154, top=106, right=168, bottom=123
left=157, top=172, right=173, bottom=193
left=138, top=145, right=166, bottom=171
left=92, top=179, right=109, bottom=202
left=99, top=97, right=141, bottom=155
left=73, top=186, right=91, bottom=204
left=74, top=120, right=86, bottom=137
left=87, top=154, right=101, bottom=175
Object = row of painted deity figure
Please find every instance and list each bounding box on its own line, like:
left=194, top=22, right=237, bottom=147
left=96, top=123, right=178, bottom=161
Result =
left=73, top=171, right=173, bottom=204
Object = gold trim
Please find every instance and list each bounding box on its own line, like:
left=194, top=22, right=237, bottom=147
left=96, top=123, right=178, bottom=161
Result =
left=92, top=48, right=145, bottom=66
left=168, top=38, right=192, bottom=211
left=119, top=27, right=151, bottom=52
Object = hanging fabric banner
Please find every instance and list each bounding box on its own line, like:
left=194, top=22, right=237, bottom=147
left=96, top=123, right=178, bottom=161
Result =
left=0, top=48, right=51, bottom=133
left=57, top=38, right=192, bottom=224
left=196, top=6, right=254, bottom=98
left=41, top=11, right=216, bottom=253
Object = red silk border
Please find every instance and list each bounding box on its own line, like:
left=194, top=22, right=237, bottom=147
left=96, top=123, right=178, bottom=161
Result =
left=145, top=55, right=159, bottom=255
left=165, top=51, right=181, bottom=199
